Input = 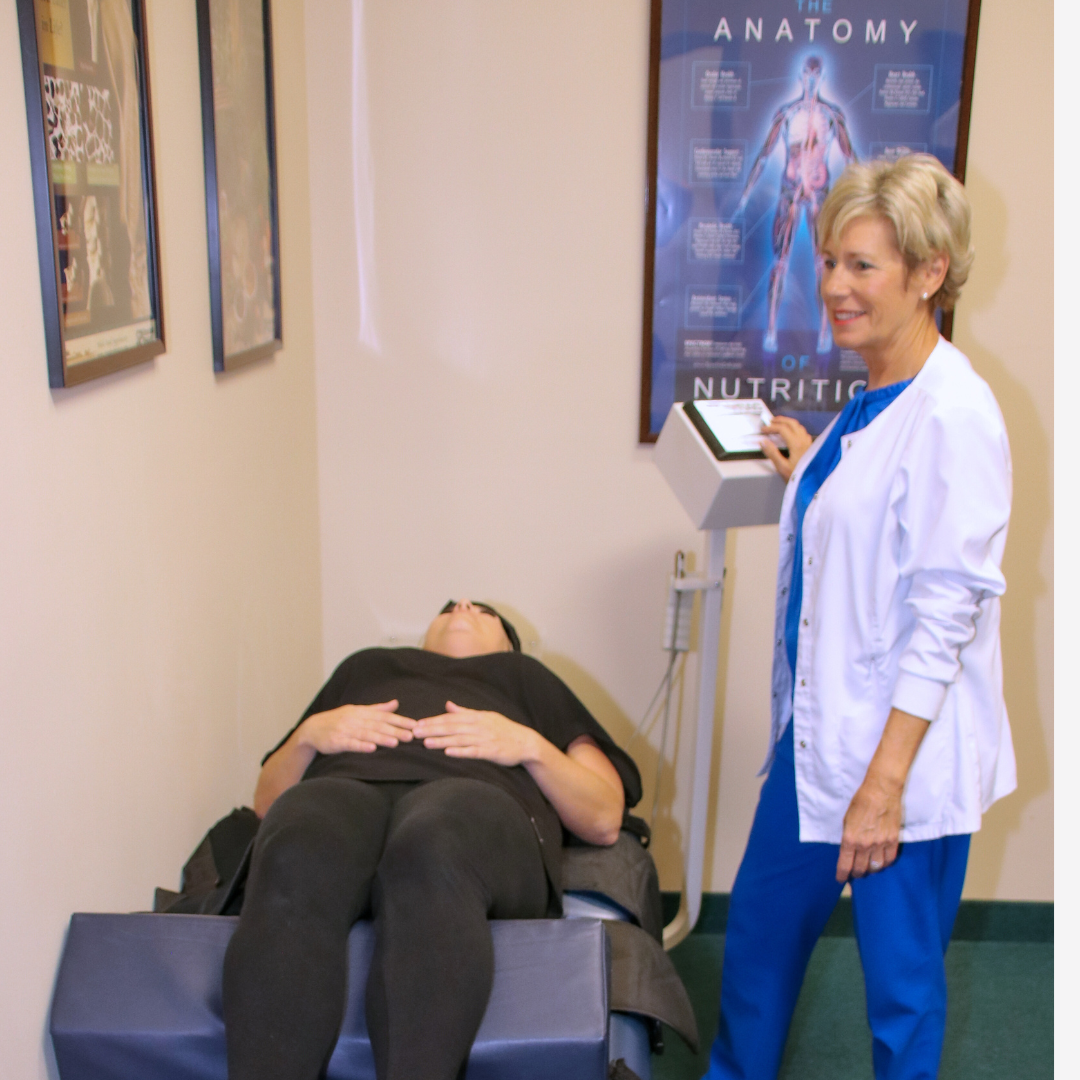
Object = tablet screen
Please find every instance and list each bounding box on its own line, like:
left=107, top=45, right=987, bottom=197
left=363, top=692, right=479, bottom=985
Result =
left=683, top=399, right=779, bottom=459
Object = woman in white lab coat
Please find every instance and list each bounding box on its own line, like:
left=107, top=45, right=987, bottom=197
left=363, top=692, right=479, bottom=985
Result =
left=704, top=154, right=1014, bottom=1080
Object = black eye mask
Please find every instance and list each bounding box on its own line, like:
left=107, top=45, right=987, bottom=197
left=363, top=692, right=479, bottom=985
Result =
left=440, top=601, right=522, bottom=653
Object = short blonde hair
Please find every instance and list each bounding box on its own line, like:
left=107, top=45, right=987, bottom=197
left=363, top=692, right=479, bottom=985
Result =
left=817, top=154, right=974, bottom=312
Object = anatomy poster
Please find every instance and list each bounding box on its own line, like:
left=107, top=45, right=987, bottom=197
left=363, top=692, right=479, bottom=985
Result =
left=641, top=0, right=978, bottom=439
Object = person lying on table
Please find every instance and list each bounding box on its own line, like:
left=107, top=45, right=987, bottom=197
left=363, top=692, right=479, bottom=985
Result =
left=223, top=599, right=642, bottom=1080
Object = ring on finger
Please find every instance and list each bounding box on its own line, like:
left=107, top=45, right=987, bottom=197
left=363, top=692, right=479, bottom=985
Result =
left=869, top=859, right=883, bottom=871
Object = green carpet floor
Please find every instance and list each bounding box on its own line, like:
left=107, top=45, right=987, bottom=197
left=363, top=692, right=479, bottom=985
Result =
left=653, top=920, right=1052, bottom=1079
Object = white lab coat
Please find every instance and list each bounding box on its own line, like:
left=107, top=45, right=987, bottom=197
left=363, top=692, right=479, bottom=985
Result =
left=766, top=337, right=1016, bottom=843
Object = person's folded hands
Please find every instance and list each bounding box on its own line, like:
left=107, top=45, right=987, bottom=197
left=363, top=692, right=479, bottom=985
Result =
left=414, top=701, right=538, bottom=767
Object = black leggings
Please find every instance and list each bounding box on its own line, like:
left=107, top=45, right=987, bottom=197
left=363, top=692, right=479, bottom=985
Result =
left=222, top=776, right=549, bottom=1080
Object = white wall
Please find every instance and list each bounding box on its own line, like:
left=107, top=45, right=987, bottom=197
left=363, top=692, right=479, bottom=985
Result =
left=306, top=0, right=710, bottom=886
left=0, top=2, right=322, bottom=1077
left=307, top=0, right=1054, bottom=902
left=949, top=2, right=1054, bottom=900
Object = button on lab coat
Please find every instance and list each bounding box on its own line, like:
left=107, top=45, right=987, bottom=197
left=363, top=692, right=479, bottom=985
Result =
left=766, top=339, right=1016, bottom=843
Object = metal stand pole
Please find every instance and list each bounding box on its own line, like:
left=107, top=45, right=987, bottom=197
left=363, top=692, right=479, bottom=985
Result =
left=663, top=528, right=726, bottom=949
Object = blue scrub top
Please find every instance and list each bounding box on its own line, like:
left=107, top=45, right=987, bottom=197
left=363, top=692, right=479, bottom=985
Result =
left=785, top=379, right=913, bottom=683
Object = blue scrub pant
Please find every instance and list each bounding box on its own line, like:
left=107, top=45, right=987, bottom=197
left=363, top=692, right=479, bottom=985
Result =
left=705, top=721, right=970, bottom=1080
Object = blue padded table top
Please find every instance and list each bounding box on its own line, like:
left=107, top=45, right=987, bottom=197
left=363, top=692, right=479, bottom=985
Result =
left=51, top=913, right=610, bottom=1080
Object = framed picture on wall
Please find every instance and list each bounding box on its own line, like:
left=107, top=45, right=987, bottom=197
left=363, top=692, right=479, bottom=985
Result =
left=17, top=0, right=166, bottom=389
left=639, top=0, right=982, bottom=442
left=196, top=0, right=282, bottom=373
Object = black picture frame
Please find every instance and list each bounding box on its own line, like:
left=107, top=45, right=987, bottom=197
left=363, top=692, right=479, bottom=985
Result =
left=196, top=0, right=282, bottom=373
left=17, top=0, right=166, bottom=389
left=639, top=0, right=983, bottom=443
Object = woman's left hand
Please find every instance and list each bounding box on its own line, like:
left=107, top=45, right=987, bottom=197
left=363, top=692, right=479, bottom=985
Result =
left=835, top=706, right=931, bottom=882
left=836, top=774, right=903, bottom=881
left=414, top=701, right=538, bottom=766
left=419, top=703, right=626, bottom=845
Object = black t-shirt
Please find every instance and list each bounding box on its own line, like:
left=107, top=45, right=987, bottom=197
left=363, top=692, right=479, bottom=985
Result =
left=264, top=648, right=642, bottom=901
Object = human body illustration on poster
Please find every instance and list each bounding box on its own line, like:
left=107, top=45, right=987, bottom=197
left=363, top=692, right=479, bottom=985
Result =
left=641, top=0, right=980, bottom=439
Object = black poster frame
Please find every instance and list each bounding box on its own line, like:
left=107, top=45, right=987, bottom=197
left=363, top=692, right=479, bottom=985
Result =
left=17, top=0, right=166, bottom=389
left=196, top=0, right=283, bottom=373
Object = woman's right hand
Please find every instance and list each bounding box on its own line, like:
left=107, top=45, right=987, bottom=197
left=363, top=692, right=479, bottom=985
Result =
left=256, top=700, right=414, bottom=816
left=760, top=416, right=813, bottom=481
left=298, top=700, right=415, bottom=755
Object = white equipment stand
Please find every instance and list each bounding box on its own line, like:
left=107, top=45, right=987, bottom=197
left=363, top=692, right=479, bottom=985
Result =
left=653, top=403, right=786, bottom=949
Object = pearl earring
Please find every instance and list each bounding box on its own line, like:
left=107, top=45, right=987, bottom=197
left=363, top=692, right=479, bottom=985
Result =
left=922, top=292, right=929, bottom=300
